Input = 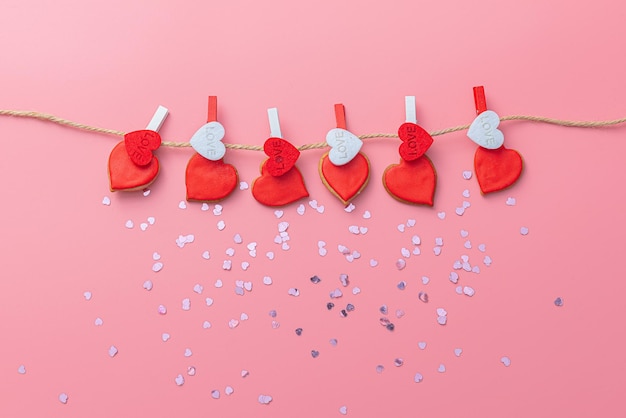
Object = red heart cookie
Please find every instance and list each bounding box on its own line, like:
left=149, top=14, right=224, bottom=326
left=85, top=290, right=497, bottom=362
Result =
left=263, top=137, right=300, bottom=177
left=124, top=130, right=161, bottom=166
left=319, top=152, right=370, bottom=205
left=474, top=146, right=523, bottom=194
left=252, top=160, right=309, bottom=206
left=108, top=141, right=159, bottom=191
left=185, top=154, right=238, bottom=202
left=383, top=156, right=437, bottom=206
left=398, top=122, right=433, bottom=161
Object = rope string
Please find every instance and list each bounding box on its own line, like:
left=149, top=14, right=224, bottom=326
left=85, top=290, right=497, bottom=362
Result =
left=2, top=109, right=625, bottom=151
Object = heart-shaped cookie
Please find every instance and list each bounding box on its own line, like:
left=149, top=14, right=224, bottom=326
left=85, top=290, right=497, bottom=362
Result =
left=467, top=110, right=504, bottom=149
left=326, top=128, right=363, bottom=166
left=185, top=154, right=238, bottom=202
left=108, top=141, right=159, bottom=191
left=124, top=130, right=161, bottom=166
left=252, top=160, right=308, bottom=206
left=319, top=152, right=370, bottom=205
left=474, top=146, right=523, bottom=194
left=263, top=138, right=300, bottom=177
left=189, top=121, right=226, bottom=161
left=398, top=122, right=433, bottom=161
left=383, top=156, right=436, bottom=206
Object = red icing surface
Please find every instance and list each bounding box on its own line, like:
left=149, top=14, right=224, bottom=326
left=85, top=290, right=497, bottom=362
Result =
left=319, top=152, right=370, bottom=205
left=383, top=155, right=436, bottom=206
left=124, top=130, right=161, bottom=166
left=185, top=154, right=238, bottom=202
left=398, top=122, right=433, bottom=161
left=252, top=160, right=309, bottom=206
left=263, top=137, right=300, bottom=177
left=474, top=146, right=523, bottom=194
left=108, top=141, right=159, bottom=191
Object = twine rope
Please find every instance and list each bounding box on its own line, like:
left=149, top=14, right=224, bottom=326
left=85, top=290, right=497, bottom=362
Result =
left=2, top=109, right=625, bottom=151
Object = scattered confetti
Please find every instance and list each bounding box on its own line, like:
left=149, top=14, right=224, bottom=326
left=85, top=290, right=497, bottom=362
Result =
left=187, top=366, right=196, bottom=376
left=158, top=305, right=167, bottom=315
left=205, top=297, right=214, bottom=306
left=217, top=220, right=226, bottom=231
left=438, top=364, right=446, bottom=373
left=311, top=350, right=320, bottom=358
left=274, top=210, right=284, bottom=219
left=288, top=288, right=300, bottom=297
left=463, top=286, right=475, bottom=297
left=454, top=348, right=463, bottom=357
left=554, top=297, right=564, bottom=307
left=437, top=211, right=446, bottom=219
left=520, top=226, right=529, bottom=235
left=263, top=276, right=273, bottom=285
left=152, top=262, right=164, bottom=272
left=83, top=291, right=92, bottom=301
left=396, top=259, right=406, bottom=270
left=397, top=281, right=407, bottom=290
left=369, top=259, right=378, bottom=267
left=397, top=224, right=405, bottom=233
left=211, top=390, right=220, bottom=399
left=376, top=365, right=384, bottom=373
left=202, top=321, right=211, bottom=329
left=258, top=395, right=273, bottom=405
left=201, top=203, right=209, bottom=211
left=421, top=276, right=430, bottom=285
left=455, top=207, right=465, bottom=216
left=17, top=365, right=26, bottom=374
left=125, top=220, right=134, bottom=229
left=330, top=289, right=343, bottom=298
left=501, top=356, right=511, bottom=367
left=102, top=196, right=111, bottom=205
left=339, top=406, right=348, bottom=415
left=225, top=386, right=234, bottom=396
left=239, top=181, right=249, bottom=190
left=178, top=201, right=187, bottom=209
left=108, top=345, right=118, bottom=357
left=418, top=292, right=428, bottom=303
left=175, top=374, right=184, bottom=386
left=94, top=317, right=103, bottom=326
left=297, top=204, right=306, bottom=215
left=58, top=393, right=69, bottom=404
left=462, top=189, right=470, bottom=198
left=329, top=338, right=338, bottom=346
left=394, top=358, right=404, bottom=367
left=462, top=170, right=472, bottom=179
left=241, top=370, right=250, bottom=378
left=506, top=197, right=516, bottom=206
left=228, top=319, right=239, bottom=329
left=433, top=247, right=442, bottom=256
left=182, top=298, right=191, bottom=310
left=162, top=333, right=170, bottom=342
left=418, top=342, right=427, bottom=350
left=339, top=274, right=349, bottom=286
left=352, top=287, right=361, bottom=295
left=414, top=373, right=423, bottom=383
left=295, top=328, right=303, bottom=336
left=310, top=275, right=321, bottom=284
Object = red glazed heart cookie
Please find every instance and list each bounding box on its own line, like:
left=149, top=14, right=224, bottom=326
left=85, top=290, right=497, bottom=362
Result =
left=319, top=152, right=370, bottom=205
left=185, top=154, right=238, bottom=202
left=263, top=138, right=300, bottom=177
left=124, top=130, right=161, bottom=166
left=398, top=122, right=433, bottom=161
left=108, top=141, right=159, bottom=191
left=383, top=156, right=436, bottom=206
left=252, top=160, right=308, bottom=206
left=474, top=146, right=523, bottom=194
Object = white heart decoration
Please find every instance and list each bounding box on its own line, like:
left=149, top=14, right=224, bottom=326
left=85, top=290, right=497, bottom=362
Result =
left=467, top=110, right=504, bottom=149
left=326, top=128, right=363, bottom=166
left=190, top=121, right=226, bottom=161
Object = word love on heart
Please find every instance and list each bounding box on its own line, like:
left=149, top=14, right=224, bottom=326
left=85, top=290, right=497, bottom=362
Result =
left=398, top=122, right=433, bottom=161
left=263, top=138, right=300, bottom=177
left=190, top=121, right=226, bottom=161
left=124, top=130, right=161, bottom=166
left=467, top=110, right=504, bottom=149
left=326, top=128, right=362, bottom=166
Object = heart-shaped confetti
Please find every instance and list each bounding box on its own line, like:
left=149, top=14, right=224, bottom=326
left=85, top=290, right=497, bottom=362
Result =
left=263, top=137, right=300, bottom=177
left=189, top=121, right=226, bottom=161
left=252, top=160, right=309, bottom=206
left=474, top=146, right=523, bottom=194
left=326, top=128, right=363, bottom=166
left=467, top=110, right=505, bottom=149
left=108, top=141, right=160, bottom=191
left=398, top=122, right=434, bottom=161
left=319, top=152, right=370, bottom=205
left=124, top=130, right=161, bottom=166
left=383, top=156, right=437, bottom=206
left=185, top=155, right=238, bottom=202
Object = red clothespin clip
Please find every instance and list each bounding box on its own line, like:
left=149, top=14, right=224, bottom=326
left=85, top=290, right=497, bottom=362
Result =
left=319, top=103, right=370, bottom=205
left=468, top=86, right=523, bottom=194
left=185, top=96, right=238, bottom=202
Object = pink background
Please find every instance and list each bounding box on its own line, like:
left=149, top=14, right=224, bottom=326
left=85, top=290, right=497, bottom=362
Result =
left=2, top=0, right=626, bottom=417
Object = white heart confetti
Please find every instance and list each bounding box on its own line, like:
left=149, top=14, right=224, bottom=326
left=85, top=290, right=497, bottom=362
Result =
left=239, top=181, right=249, bottom=190
left=102, top=196, right=111, bottom=206
left=467, top=110, right=504, bottom=149
left=175, top=374, right=184, bottom=386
